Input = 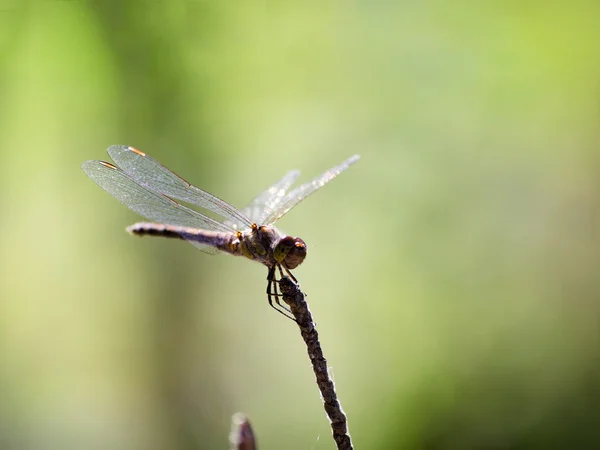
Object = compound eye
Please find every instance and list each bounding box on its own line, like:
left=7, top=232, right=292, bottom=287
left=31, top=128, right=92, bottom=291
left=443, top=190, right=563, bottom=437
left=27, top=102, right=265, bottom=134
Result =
left=274, top=236, right=307, bottom=269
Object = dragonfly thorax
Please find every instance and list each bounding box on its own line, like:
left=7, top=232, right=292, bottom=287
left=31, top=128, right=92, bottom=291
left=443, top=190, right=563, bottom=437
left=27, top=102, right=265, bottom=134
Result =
left=241, top=224, right=306, bottom=270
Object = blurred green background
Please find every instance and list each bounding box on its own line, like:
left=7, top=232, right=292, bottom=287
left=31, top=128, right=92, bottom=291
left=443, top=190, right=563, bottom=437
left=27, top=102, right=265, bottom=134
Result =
left=1, top=1, right=599, bottom=449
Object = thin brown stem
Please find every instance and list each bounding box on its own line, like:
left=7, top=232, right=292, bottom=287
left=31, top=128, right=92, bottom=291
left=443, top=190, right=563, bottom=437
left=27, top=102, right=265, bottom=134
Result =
left=229, top=413, right=257, bottom=450
left=279, top=276, right=353, bottom=450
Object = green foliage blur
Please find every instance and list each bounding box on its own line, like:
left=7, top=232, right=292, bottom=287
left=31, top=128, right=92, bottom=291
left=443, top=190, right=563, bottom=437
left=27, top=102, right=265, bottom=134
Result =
left=1, top=1, right=599, bottom=449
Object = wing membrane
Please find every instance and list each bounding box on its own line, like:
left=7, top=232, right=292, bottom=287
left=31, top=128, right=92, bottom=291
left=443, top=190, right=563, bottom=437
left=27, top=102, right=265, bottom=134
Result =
left=107, top=145, right=253, bottom=229
left=81, top=160, right=233, bottom=252
left=241, top=170, right=301, bottom=224
left=262, top=155, right=360, bottom=225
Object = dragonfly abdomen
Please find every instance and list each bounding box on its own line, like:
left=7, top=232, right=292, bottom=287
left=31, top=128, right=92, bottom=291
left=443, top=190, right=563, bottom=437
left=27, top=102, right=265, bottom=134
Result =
left=126, top=222, right=237, bottom=254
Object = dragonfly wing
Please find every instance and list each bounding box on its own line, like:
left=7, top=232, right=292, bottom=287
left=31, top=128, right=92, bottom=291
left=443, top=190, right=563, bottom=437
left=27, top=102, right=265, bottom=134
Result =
left=107, top=145, right=253, bottom=229
left=191, top=242, right=220, bottom=254
left=262, top=155, right=360, bottom=225
left=241, top=170, right=301, bottom=224
left=82, top=160, right=234, bottom=253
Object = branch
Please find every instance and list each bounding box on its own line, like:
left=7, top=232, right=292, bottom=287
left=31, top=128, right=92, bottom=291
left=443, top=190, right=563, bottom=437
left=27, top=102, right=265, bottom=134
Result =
left=229, top=413, right=257, bottom=450
left=279, top=276, right=354, bottom=450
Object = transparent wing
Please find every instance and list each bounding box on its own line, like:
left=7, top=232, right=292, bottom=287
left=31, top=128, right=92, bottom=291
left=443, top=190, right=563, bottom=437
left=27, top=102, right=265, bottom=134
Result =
left=107, top=145, right=253, bottom=230
left=262, top=154, right=360, bottom=225
left=241, top=170, right=301, bottom=224
left=81, top=160, right=234, bottom=253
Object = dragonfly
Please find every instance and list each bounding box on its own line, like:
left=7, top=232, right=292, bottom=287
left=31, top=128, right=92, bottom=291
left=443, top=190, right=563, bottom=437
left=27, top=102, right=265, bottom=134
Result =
left=82, top=146, right=360, bottom=319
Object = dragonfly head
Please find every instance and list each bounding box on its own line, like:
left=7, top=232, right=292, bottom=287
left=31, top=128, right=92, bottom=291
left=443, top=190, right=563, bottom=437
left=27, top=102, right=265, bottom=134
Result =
left=274, top=235, right=307, bottom=270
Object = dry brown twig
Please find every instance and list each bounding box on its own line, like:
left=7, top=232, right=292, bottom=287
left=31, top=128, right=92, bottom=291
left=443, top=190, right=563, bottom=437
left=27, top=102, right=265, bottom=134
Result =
left=227, top=278, right=353, bottom=449
left=279, top=276, right=354, bottom=450
left=229, top=413, right=257, bottom=450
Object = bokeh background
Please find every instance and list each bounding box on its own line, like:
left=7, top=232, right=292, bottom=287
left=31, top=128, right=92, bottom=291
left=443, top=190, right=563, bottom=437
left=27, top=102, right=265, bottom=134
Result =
left=1, top=1, right=599, bottom=449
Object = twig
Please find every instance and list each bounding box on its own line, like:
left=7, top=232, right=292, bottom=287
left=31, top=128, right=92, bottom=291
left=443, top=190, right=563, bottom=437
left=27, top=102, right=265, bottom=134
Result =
left=279, top=276, right=353, bottom=450
left=229, top=413, right=257, bottom=450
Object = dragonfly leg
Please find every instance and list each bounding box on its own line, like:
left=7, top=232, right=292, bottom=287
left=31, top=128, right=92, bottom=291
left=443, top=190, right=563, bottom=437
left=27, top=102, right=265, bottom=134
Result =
left=282, top=265, right=298, bottom=283
left=281, top=265, right=307, bottom=297
left=266, top=266, right=295, bottom=321
left=273, top=268, right=293, bottom=312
